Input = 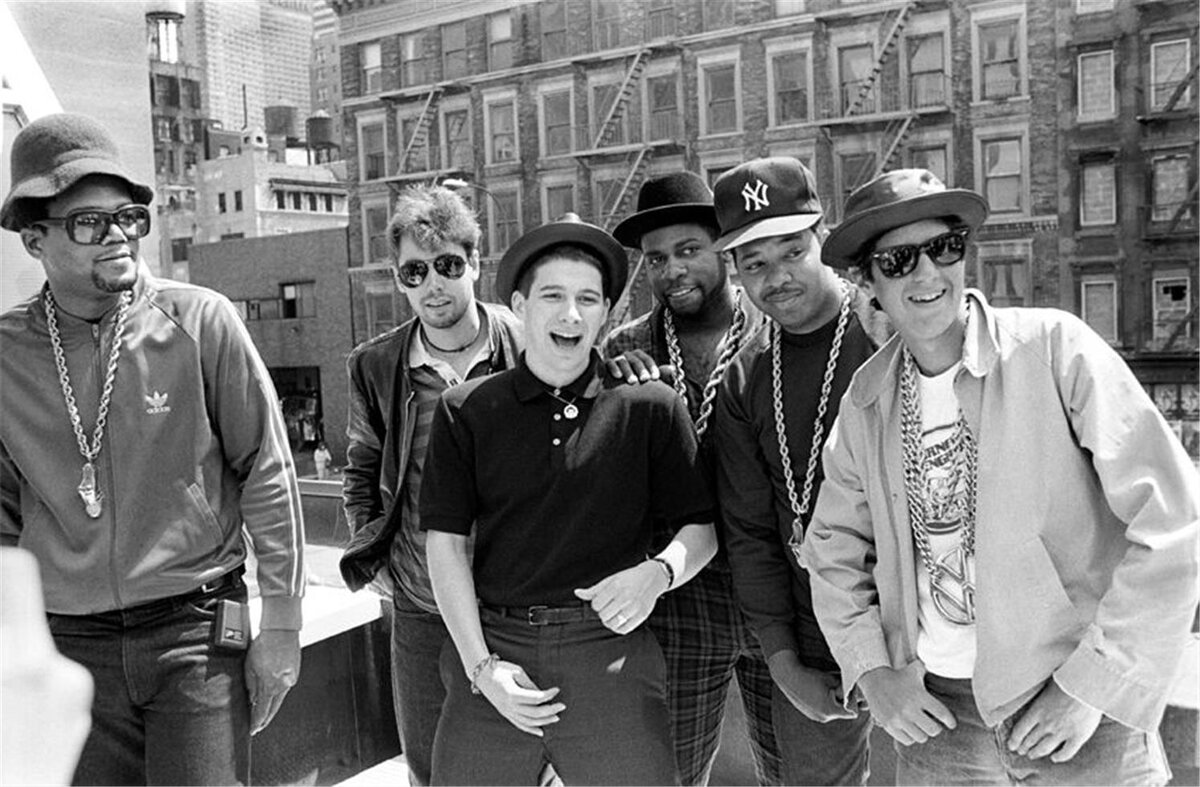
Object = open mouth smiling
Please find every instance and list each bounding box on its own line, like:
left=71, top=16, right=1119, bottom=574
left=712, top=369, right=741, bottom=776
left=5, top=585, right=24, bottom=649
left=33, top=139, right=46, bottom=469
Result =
left=550, top=331, right=583, bottom=349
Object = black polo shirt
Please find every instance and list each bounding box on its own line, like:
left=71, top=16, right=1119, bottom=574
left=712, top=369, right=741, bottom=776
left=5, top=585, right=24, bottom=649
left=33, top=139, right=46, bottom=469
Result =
left=420, top=352, right=716, bottom=607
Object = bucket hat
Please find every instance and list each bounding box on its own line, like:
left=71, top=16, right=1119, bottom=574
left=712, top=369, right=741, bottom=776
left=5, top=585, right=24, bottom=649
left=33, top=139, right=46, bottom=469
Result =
left=1, top=113, right=153, bottom=232
left=496, top=213, right=629, bottom=303
left=822, top=169, right=988, bottom=269
left=712, top=157, right=823, bottom=252
left=612, top=172, right=718, bottom=249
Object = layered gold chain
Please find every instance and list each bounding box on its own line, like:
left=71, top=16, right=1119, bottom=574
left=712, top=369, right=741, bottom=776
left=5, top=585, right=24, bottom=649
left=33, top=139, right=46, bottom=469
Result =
left=662, top=289, right=748, bottom=439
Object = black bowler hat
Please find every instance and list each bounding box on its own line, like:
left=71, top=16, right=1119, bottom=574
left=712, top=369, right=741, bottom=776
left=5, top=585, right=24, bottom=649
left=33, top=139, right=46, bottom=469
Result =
left=712, top=157, right=823, bottom=253
left=496, top=213, right=629, bottom=304
left=611, top=172, right=718, bottom=249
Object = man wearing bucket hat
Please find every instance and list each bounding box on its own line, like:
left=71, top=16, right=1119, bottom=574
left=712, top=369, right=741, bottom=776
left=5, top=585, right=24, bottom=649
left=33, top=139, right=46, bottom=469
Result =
left=422, top=215, right=717, bottom=784
left=800, top=169, right=1198, bottom=784
left=709, top=156, right=886, bottom=785
left=0, top=113, right=305, bottom=784
left=602, top=172, right=781, bottom=786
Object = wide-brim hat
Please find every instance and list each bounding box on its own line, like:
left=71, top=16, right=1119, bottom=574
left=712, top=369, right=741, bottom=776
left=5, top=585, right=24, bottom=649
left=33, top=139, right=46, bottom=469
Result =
left=496, top=213, right=629, bottom=304
left=823, top=169, right=989, bottom=269
left=712, top=157, right=823, bottom=252
left=612, top=171, right=718, bottom=249
left=1, top=113, right=154, bottom=232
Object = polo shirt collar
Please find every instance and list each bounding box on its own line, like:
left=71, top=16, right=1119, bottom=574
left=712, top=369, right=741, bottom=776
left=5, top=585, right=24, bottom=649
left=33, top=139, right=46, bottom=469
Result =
left=513, top=350, right=604, bottom=403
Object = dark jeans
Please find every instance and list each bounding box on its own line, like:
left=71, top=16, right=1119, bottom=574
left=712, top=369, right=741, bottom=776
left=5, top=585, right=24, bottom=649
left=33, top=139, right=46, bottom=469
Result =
left=894, top=673, right=1171, bottom=786
left=391, top=590, right=452, bottom=787
left=432, top=606, right=678, bottom=786
left=48, top=576, right=250, bottom=786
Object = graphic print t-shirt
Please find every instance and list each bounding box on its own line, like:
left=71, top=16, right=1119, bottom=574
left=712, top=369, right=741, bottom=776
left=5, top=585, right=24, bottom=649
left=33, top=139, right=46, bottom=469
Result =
left=914, top=361, right=977, bottom=679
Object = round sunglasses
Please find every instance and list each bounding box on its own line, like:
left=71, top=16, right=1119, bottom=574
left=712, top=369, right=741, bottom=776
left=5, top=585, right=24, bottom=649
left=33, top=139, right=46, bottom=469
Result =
left=395, top=253, right=468, bottom=288
left=37, top=205, right=152, bottom=245
left=867, top=228, right=970, bottom=279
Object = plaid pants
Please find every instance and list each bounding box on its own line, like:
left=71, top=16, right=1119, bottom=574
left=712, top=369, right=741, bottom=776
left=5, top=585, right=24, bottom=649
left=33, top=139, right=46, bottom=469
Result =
left=648, top=561, right=783, bottom=786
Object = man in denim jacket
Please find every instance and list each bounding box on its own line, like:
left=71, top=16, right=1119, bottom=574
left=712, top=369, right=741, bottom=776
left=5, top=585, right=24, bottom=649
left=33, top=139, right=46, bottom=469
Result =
left=800, top=169, right=1198, bottom=785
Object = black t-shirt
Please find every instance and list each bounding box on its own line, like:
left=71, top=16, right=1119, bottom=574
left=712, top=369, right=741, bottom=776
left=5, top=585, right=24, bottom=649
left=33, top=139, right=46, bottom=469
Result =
left=420, top=352, right=716, bottom=607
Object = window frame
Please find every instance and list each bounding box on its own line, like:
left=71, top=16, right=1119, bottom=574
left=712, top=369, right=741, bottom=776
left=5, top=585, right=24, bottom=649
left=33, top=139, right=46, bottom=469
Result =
left=1079, top=158, right=1117, bottom=227
left=765, top=36, right=813, bottom=128
left=487, top=183, right=522, bottom=256
left=538, top=81, right=575, bottom=157
left=401, top=32, right=425, bottom=88
left=1080, top=277, right=1119, bottom=344
left=971, top=4, right=1027, bottom=103
left=974, top=125, right=1030, bottom=217
left=542, top=0, right=568, bottom=61
left=440, top=99, right=473, bottom=172
left=594, top=0, right=620, bottom=50
left=696, top=48, right=742, bottom=138
left=483, top=89, right=519, bottom=165
left=1150, top=38, right=1192, bottom=111
left=357, top=113, right=388, bottom=182
left=361, top=196, right=392, bottom=265
left=442, top=21, right=468, bottom=81
left=1077, top=49, right=1115, bottom=122
left=488, top=11, right=514, bottom=71
left=360, top=41, right=382, bottom=95
left=1152, top=274, right=1193, bottom=346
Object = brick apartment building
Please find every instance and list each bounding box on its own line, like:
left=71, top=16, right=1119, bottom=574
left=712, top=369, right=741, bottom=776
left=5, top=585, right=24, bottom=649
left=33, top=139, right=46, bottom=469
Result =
left=328, top=0, right=1198, bottom=460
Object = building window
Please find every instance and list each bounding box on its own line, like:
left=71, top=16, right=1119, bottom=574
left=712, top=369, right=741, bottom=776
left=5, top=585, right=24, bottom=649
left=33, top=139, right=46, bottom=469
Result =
left=308, top=193, right=318, bottom=211
left=1078, top=50, right=1115, bottom=121
left=594, top=177, right=623, bottom=224
left=975, top=241, right=1030, bottom=307
left=182, top=79, right=201, bottom=110
left=1151, top=154, right=1191, bottom=222
left=489, top=188, right=521, bottom=255
left=1148, top=382, right=1200, bottom=459
left=360, top=120, right=386, bottom=180
left=543, top=89, right=573, bottom=155
left=1076, top=0, right=1113, bottom=12
left=292, top=192, right=303, bottom=210
left=364, top=201, right=391, bottom=263
left=443, top=108, right=472, bottom=170
left=218, top=193, right=227, bottom=214
left=1153, top=276, right=1192, bottom=347
left=442, top=22, right=468, bottom=80
left=839, top=44, right=875, bottom=114
left=647, top=74, right=679, bottom=140
left=324, top=194, right=334, bottom=212
left=909, top=33, right=946, bottom=108
left=401, top=33, right=425, bottom=87
left=772, top=51, right=809, bottom=125
left=839, top=152, right=877, bottom=212
left=489, top=12, right=513, bottom=71
left=1151, top=39, right=1191, bottom=110
left=149, top=17, right=179, bottom=63
left=281, top=282, right=316, bottom=319
left=1080, top=160, right=1116, bottom=226
left=911, top=146, right=948, bottom=184
left=275, top=190, right=287, bottom=209
left=365, top=282, right=397, bottom=337
left=702, top=63, right=738, bottom=134
left=400, top=116, right=430, bottom=172
left=487, top=99, right=517, bottom=163
left=979, top=20, right=1020, bottom=100
left=704, top=0, right=734, bottom=30
left=982, top=137, right=1023, bottom=213
left=646, top=0, right=676, bottom=40
left=1080, top=278, right=1118, bottom=343
left=545, top=184, right=574, bottom=221
left=234, top=190, right=243, bottom=212
left=171, top=238, right=191, bottom=262
left=592, top=83, right=627, bottom=147
left=594, top=0, right=620, bottom=50
left=360, top=41, right=382, bottom=94
left=542, top=0, right=568, bottom=61
left=155, top=116, right=173, bottom=141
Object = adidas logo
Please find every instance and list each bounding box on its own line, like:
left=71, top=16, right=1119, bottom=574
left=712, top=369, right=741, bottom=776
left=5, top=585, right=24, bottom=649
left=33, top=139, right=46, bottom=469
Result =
left=145, top=391, right=172, bottom=415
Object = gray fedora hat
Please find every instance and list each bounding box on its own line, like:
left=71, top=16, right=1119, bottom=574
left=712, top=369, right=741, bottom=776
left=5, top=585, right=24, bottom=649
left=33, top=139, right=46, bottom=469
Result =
left=1, top=113, right=154, bottom=232
left=823, top=169, right=988, bottom=269
left=496, top=213, right=629, bottom=303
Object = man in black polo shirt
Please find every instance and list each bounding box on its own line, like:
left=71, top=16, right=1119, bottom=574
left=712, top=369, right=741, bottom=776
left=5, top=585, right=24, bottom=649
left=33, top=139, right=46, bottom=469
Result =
left=422, top=215, right=718, bottom=785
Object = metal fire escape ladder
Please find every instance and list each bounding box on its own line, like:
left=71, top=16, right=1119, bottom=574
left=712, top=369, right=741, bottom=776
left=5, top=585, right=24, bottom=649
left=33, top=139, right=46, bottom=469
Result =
left=601, top=145, right=653, bottom=230
left=400, top=87, right=443, bottom=172
left=593, top=48, right=651, bottom=149
left=875, top=114, right=918, bottom=178
left=1162, top=61, right=1199, bottom=113
left=1167, top=179, right=1199, bottom=234
left=847, top=1, right=918, bottom=117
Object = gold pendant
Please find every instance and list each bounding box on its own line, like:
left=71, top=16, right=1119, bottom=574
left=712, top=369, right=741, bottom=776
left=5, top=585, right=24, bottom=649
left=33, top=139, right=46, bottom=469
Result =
left=78, top=462, right=103, bottom=519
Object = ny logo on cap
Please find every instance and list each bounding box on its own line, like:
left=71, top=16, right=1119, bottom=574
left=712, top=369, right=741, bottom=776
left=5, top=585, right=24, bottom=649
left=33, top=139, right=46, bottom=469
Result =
left=741, top=179, right=770, bottom=212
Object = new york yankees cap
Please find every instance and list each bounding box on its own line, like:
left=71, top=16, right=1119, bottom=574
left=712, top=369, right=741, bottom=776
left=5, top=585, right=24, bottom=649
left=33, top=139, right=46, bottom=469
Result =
left=712, top=157, right=823, bottom=253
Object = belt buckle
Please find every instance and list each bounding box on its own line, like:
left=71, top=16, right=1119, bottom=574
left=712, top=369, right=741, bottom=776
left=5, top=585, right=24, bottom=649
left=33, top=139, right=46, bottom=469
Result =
left=527, top=605, right=548, bottom=626
left=199, top=574, right=227, bottom=595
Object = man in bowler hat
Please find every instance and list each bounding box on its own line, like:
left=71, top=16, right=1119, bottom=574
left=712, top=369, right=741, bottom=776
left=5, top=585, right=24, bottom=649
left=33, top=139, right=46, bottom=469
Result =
left=421, top=215, right=718, bottom=785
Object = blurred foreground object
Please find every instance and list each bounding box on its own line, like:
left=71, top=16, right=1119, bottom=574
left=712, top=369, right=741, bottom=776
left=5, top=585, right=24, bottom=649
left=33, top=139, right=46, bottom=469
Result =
left=1, top=548, right=93, bottom=786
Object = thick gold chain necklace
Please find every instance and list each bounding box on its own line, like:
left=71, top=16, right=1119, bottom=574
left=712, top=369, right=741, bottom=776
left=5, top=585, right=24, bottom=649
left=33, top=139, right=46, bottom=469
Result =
left=662, top=289, right=748, bottom=439
left=43, top=290, right=132, bottom=519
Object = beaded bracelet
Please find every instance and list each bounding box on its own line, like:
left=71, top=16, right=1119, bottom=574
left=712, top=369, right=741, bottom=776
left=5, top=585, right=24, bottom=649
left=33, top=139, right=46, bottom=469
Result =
left=469, top=652, right=500, bottom=695
left=649, top=557, right=675, bottom=590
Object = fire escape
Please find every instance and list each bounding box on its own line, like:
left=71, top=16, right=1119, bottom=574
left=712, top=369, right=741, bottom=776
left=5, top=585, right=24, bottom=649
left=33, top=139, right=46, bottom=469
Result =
left=398, top=87, right=443, bottom=176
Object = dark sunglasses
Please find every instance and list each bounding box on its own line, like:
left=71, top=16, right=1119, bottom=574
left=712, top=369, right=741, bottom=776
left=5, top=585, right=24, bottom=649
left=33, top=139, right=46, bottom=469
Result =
left=396, top=253, right=468, bottom=288
left=867, top=228, right=970, bottom=279
left=37, top=205, right=152, bottom=245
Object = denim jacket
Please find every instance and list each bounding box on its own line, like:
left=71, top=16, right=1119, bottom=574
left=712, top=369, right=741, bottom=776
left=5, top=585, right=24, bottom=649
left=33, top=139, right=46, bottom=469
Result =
left=800, top=290, right=1199, bottom=732
left=338, top=301, right=522, bottom=591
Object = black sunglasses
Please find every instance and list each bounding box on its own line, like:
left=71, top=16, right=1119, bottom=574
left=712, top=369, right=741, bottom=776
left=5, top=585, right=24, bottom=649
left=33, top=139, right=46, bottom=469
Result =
left=37, top=205, right=151, bottom=245
left=867, top=228, right=970, bottom=279
left=396, top=253, right=468, bottom=288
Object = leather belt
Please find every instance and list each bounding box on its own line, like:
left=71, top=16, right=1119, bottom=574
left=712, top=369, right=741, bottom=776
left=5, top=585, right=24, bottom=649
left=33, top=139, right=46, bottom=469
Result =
left=195, top=566, right=245, bottom=596
left=481, top=602, right=596, bottom=626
